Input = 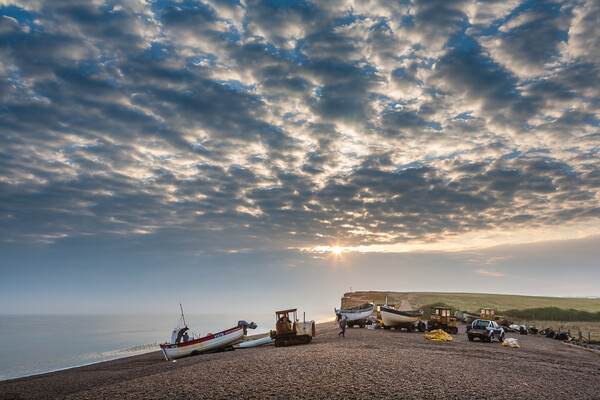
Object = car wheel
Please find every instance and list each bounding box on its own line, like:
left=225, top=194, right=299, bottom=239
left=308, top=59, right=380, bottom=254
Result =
left=468, top=334, right=474, bottom=342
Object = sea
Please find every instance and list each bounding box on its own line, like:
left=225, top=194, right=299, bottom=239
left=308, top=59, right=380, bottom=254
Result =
left=0, top=313, right=276, bottom=381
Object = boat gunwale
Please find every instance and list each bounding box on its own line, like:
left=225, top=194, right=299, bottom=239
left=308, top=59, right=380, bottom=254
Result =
left=380, top=306, right=423, bottom=317
left=240, top=334, right=271, bottom=343
left=160, top=325, right=244, bottom=349
left=338, top=303, right=374, bottom=313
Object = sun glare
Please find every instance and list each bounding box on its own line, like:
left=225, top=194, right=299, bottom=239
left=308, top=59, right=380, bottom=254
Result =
left=331, top=246, right=343, bottom=255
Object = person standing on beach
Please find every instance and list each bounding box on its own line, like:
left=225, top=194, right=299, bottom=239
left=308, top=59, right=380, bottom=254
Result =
left=338, top=315, right=347, bottom=338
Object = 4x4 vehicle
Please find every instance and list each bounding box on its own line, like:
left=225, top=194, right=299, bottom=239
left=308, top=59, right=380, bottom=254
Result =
left=467, top=319, right=505, bottom=342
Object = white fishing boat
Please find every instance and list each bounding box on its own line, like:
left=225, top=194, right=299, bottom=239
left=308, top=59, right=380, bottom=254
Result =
left=335, top=303, right=375, bottom=322
left=462, top=311, right=480, bottom=323
left=159, top=304, right=254, bottom=361
left=160, top=325, right=245, bottom=361
left=380, top=306, right=424, bottom=331
left=237, top=334, right=274, bottom=348
left=455, top=310, right=479, bottom=323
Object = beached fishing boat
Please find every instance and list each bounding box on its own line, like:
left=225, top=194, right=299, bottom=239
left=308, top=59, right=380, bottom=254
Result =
left=456, top=310, right=479, bottom=323
left=159, top=304, right=254, bottom=361
left=237, top=334, right=274, bottom=348
left=380, top=306, right=424, bottom=331
left=335, top=303, right=374, bottom=322
left=160, top=325, right=245, bottom=361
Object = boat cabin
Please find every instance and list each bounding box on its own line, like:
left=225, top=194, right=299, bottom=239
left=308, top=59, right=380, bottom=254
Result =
left=170, top=326, right=189, bottom=344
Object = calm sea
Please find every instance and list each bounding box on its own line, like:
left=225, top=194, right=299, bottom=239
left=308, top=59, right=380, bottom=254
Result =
left=0, top=313, right=274, bottom=381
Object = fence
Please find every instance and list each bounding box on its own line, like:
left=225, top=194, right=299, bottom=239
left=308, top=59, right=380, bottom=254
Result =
left=526, top=320, right=600, bottom=350
left=571, top=331, right=600, bottom=350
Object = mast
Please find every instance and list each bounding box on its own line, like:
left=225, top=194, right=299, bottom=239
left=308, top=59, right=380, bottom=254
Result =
left=180, top=302, right=187, bottom=327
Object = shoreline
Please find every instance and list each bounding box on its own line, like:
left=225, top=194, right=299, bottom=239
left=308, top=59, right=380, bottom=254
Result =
left=2, top=322, right=599, bottom=399
left=0, top=330, right=275, bottom=382
left=0, top=326, right=277, bottom=383
left=0, top=347, right=161, bottom=383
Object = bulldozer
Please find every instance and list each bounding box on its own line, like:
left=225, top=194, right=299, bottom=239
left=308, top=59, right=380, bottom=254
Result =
left=269, top=308, right=316, bottom=347
left=479, top=308, right=510, bottom=326
left=427, top=306, right=458, bottom=334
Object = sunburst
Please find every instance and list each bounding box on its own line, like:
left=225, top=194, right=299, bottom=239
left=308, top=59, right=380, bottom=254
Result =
left=331, top=246, right=343, bottom=255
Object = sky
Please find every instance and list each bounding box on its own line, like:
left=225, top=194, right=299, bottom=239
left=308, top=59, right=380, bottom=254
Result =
left=1, top=0, right=599, bottom=317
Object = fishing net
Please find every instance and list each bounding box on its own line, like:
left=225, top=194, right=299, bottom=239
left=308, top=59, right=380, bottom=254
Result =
left=423, top=329, right=453, bottom=341
left=502, top=338, right=520, bottom=348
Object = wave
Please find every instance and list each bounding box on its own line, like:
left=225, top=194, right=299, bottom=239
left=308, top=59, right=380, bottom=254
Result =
left=0, top=342, right=164, bottom=381
left=80, top=342, right=162, bottom=360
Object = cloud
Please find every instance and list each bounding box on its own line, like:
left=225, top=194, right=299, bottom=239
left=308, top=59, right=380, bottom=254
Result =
left=465, top=0, right=523, bottom=27
left=479, top=1, right=573, bottom=78
left=0, top=0, right=599, bottom=256
left=565, top=0, right=600, bottom=64
left=475, top=268, right=504, bottom=277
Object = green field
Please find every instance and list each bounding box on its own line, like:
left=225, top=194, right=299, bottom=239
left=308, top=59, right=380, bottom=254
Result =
left=343, top=291, right=600, bottom=313
left=343, top=291, right=600, bottom=340
left=407, top=292, right=600, bottom=314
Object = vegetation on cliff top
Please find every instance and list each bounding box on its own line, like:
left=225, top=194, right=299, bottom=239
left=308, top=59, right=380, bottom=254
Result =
left=343, top=291, right=600, bottom=315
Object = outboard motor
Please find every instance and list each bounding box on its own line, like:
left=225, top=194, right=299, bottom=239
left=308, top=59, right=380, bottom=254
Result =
left=237, top=320, right=258, bottom=335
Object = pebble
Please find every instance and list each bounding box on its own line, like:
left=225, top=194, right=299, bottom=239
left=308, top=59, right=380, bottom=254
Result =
left=1, top=323, right=598, bottom=399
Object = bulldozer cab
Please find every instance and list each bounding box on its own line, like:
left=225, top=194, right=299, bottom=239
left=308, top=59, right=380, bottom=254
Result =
left=428, top=306, right=458, bottom=334
left=275, top=309, right=297, bottom=335
left=480, top=308, right=505, bottom=324
left=270, top=308, right=315, bottom=347
left=431, top=307, right=452, bottom=324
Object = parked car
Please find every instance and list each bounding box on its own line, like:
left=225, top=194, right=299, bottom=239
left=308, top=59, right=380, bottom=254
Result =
left=467, top=319, right=505, bottom=342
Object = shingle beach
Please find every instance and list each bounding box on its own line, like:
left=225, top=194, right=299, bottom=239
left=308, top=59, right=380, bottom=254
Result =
left=1, top=322, right=599, bottom=399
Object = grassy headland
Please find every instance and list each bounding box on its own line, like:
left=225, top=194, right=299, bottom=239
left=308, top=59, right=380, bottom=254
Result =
left=343, top=291, right=600, bottom=341
left=343, top=291, right=600, bottom=314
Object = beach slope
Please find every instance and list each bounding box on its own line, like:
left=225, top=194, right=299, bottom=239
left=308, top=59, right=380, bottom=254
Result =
left=1, top=322, right=598, bottom=399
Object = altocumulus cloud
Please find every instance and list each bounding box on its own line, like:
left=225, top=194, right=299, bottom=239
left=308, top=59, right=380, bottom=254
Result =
left=1, top=0, right=599, bottom=254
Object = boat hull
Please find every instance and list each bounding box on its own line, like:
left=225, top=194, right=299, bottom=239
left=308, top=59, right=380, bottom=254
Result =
left=338, top=304, right=375, bottom=321
left=462, top=312, right=479, bottom=323
left=160, top=326, right=244, bottom=360
left=238, top=334, right=274, bottom=348
left=380, top=307, right=423, bottom=327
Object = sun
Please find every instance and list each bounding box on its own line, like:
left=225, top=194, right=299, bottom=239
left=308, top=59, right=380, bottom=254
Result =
left=331, top=246, right=343, bottom=255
